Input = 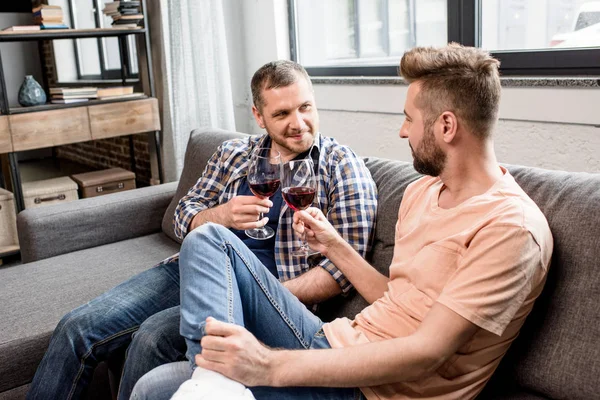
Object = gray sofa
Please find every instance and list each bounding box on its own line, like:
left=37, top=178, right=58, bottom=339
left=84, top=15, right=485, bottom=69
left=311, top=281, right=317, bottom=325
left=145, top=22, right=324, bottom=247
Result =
left=1, top=128, right=599, bottom=400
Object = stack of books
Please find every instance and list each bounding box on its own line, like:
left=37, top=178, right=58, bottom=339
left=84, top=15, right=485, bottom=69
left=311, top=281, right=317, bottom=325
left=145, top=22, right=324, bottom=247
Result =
left=32, top=4, right=69, bottom=30
left=97, top=86, right=144, bottom=100
left=103, top=1, right=144, bottom=28
left=49, top=87, right=98, bottom=104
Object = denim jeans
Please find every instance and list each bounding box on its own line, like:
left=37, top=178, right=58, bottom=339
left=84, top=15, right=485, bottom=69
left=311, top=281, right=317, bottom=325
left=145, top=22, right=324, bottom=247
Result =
left=145, top=223, right=364, bottom=400
left=118, top=305, right=187, bottom=399
left=26, top=260, right=184, bottom=400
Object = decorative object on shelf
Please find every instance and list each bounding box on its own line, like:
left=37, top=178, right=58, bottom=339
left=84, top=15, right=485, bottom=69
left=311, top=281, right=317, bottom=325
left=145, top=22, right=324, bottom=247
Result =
left=18, top=75, right=46, bottom=106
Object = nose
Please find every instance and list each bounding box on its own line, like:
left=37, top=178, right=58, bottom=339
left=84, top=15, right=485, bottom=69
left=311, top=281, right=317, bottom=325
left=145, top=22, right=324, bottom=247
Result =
left=289, top=110, right=307, bottom=131
left=399, top=120, right=409, bottom=138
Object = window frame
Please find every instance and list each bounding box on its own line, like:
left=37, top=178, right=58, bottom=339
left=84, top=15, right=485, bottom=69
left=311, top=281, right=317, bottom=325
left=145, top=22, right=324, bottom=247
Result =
left=68, top=0, right=139, bottom=81
left=288, top=0, right=600, bottom=76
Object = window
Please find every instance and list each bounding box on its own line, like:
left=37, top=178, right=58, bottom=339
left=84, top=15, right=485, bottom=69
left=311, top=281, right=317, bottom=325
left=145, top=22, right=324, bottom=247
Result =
left=66, top=0, right=138, bottom=80
left=289, top=0, right=600, bottom=76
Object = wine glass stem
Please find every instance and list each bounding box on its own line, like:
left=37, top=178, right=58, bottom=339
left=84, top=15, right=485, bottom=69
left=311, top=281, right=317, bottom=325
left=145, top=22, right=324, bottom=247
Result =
left=258, top=211, right=264, bottom=228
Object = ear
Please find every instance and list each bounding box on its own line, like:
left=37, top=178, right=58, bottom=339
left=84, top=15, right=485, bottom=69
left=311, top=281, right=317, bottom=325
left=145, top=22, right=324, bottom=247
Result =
left=439, top=111, right=458, bottom=144
left=252, top=105, right=266, bottom=129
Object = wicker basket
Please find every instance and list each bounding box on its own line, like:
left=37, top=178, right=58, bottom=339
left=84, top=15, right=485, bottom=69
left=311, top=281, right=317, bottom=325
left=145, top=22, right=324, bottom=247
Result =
left=0, top=188, right=19, bottom=252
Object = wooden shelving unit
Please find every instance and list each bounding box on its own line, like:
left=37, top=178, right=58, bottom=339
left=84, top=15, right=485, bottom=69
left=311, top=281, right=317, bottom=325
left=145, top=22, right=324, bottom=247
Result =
left=0, top=0, right=162, bottom=258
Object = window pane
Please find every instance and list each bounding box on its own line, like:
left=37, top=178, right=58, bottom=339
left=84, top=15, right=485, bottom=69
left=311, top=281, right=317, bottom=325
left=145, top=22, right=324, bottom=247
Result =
left=295, top=0, right=447, bottom=67
left=481, top=0, right=600, bottom=51
left=358, top=0, right=386, bottom=57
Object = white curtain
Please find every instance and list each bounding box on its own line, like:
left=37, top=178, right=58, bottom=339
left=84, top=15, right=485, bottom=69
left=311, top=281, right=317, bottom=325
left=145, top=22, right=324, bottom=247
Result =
left=152, top=0, right=235, bottom=182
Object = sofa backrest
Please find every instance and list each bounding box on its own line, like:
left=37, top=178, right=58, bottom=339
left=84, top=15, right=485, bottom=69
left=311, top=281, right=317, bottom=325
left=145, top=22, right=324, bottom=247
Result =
left=161, top=128, right=248, bottom=242
left=484, top=165, right=600, bottom=400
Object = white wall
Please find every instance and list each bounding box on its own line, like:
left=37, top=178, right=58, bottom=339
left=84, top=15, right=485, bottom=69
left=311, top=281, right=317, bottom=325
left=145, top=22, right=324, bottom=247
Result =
left=317, top=110, right=600, bottom=173
left=312, top=83, right=600, bottom=173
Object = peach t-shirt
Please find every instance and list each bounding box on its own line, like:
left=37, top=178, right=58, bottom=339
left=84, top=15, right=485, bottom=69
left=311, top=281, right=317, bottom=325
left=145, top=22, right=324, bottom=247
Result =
left=323, top=168, right=552, bottom=400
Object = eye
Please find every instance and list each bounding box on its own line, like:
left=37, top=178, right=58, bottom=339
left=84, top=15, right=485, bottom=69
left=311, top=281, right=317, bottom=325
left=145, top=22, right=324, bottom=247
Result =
left=300, top=104, right=310, bottom=111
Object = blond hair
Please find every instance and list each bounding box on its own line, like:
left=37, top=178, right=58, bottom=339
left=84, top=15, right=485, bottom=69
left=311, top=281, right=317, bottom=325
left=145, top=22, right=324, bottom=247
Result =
left=399, top=43, right=501, bottom=139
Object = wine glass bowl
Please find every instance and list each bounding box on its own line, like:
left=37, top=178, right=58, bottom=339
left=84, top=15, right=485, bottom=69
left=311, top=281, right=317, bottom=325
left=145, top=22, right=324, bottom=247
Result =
left=282, top=186, right=315, bottom=211
left=280, top=159, right=319, bottom=256
left=245, top=148, right=281, bottom=240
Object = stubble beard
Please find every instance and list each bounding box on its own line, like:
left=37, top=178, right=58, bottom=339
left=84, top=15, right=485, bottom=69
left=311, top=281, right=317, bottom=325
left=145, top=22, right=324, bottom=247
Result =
left=411, top=125, right=446, bottom=177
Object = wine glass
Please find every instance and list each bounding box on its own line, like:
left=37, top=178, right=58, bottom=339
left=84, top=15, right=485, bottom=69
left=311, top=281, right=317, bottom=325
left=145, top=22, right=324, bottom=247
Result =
left=245, top=148, right=281, bottom=240
left=281, top=159, right=319, bottom=257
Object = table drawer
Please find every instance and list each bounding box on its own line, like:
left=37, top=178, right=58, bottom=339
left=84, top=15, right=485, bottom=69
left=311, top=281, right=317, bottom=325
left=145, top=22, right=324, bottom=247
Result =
left=89, top=98, right=160, bottom=140
left=9, top=108, right=91, bottom=151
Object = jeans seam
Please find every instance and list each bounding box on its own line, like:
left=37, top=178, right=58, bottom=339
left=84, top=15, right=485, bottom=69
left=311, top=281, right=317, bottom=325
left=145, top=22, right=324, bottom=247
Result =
left=67, top=326, right=140, bottom=400
left=224, top=242, right=235, bottom=323
left=225, top=242, right=311, bottom=349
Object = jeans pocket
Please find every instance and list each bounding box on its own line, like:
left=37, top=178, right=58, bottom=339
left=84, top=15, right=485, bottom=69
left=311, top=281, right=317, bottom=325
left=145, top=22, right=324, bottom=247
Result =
left=309, top=327, right=331, bottom=349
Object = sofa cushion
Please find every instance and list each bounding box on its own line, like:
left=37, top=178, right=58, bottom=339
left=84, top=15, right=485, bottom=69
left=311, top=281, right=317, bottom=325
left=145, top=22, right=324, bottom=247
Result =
left=488, top=166, right=600, bottom=400
left=161, top=128, right=249, bottom=243
left=0, top=233, right=179, bottom=393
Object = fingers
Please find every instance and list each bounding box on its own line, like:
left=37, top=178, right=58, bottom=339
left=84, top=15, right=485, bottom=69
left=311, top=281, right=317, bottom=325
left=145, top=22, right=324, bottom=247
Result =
left=233, top=195, right=273, bottom=207
left=204, top=317, right=247, bottom=337
left=195, top=353, right=227, bottom=375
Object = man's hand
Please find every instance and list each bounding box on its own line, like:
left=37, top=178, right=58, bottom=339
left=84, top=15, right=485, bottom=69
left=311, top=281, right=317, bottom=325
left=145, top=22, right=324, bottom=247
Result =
left=191, top=196, right=272, bottom=231
left=195, top=317, right=275, bottom=387
left=293, top=207, right=344, bottom=256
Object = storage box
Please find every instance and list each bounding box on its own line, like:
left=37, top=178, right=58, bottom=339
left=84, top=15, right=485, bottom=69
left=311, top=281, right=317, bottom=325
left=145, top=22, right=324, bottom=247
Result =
left=22, top=176, right=79, bottom=209
left=0, top=188, right=19, bottom=252
left=71, top=168, right=136, bottom=198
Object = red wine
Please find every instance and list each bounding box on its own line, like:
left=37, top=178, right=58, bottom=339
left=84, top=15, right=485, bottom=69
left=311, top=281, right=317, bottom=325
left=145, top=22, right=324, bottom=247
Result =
left=282, top=186, right=315, bottom=211
left=249, top=179, right=281, bottom=198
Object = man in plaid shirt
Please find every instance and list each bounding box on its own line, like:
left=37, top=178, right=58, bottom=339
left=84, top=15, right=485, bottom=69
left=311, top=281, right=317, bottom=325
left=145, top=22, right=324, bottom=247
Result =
left=27, top=60, right=377, bottom=400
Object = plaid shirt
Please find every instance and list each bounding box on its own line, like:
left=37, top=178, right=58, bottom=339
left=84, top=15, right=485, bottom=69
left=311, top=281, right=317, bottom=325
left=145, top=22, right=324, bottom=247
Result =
left=163, top=133, right=377, bottom=294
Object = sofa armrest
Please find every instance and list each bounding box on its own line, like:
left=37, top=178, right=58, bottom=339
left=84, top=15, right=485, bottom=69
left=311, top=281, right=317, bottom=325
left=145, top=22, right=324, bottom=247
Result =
left=17, top=182, right=178, bottom=263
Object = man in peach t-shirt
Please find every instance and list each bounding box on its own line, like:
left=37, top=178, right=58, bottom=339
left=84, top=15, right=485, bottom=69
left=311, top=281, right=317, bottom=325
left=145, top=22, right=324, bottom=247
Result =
left=132, top=44, right=552, bottom=400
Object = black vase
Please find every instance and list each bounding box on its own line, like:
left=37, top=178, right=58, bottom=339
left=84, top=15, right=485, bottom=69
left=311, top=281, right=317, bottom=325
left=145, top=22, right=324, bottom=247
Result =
left=18, top=75, right=47, bottom=107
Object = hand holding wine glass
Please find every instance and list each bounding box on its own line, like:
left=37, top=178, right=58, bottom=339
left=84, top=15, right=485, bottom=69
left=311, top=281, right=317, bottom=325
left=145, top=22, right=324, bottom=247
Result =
left=245, top=148, right=281, bottom=240
left=281, top=159, right=319, bottom=256
left=292, top=207, right=342, bottom=257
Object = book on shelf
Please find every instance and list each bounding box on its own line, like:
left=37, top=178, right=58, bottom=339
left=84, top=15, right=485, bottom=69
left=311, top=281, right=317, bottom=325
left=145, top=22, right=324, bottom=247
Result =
left=98, top=92, right=145, bottom=101
left=97, top=86, right=134, bottom=97
left=33, top=9, right=64, bottom=18
left=50, top=87, right=98, bottom=98
left=32, top=4, right=62, bottom=13
left=2, top=25, right=41, bottom=31
left=113, top=14, right=144, bottom=20
left=52, top=94, right=98, bottom=100
left=33, top=16, right=65, bottom=23
left=51, top=98, right=90, bottom=104
left=40, top=23, right=69, bottom=30
left=111, top=22, right=140, bottom=28
left=50, top=87, right=97, bottom=93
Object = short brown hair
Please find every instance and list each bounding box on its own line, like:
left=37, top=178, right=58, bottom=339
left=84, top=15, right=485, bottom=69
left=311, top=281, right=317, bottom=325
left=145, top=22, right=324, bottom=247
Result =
left=251, top=60, right=312, bottom=112
left=399, top=43, right=501, bottom=139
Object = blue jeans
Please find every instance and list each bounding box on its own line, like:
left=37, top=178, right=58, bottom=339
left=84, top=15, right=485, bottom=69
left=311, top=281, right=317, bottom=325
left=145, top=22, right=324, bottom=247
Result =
left=26, top=260, right=185, bottom=400
left=138, top=223, right=362, bottom=400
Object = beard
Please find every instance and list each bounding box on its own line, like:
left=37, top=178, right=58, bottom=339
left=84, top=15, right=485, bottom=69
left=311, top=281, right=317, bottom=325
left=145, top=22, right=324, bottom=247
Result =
left=270, top=130, right=316, bottom=154
left=411, top=125, right=446, bottom=177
